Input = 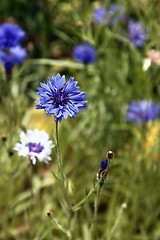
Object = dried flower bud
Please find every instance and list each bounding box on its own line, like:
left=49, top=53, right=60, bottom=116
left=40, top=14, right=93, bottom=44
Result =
left=90, top=19, right=96, bottom=26
left=8, top=150, right=14, bottom=157
left=1, top=135, right=7, bottom=142
left=75, top=21, right=83, bottom=28
left=121, top=202, right=127, bottom=209
left=107, top=150, right=114, bottom=160
left=47, top=211, right=53, bottom=218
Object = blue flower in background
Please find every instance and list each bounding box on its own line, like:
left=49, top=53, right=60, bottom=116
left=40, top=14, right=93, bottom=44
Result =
left=72, top=44, right=96, bottom=64
left=0, top=22, right=27, bottom=72
left=109, top=4, right=126, bottom=27
left=128, top=19, right=146, bottom=47
left=93, top=7, right=108, bottom=23
left=126, top=100, right=160, bottom=124
left=0, top=23, right=26, bottom=47
left=93, top=4, right=126, bottom=27
left=0, top=45, right=27, bottom=72
left=36, top=73, right=87, bottom=122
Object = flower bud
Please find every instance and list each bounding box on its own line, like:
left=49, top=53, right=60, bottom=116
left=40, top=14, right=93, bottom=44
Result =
left=75, top=21, right=83, bottom=28
left=1, top=135, right=7, bottom=142
left=47, top=211, right=53, bottom=218
left=107, top=150, right=114, bottom=159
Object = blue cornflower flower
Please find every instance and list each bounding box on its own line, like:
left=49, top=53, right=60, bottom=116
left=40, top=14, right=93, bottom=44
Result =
left=109, top=4, right=126, bottom=27
left=126, top=100, right=160, bottom=124
left=128, top=19, right=146, bottom=47
left=0, top=23, right=26, bottom=47
left=93, top=7, right=108, bottom=24
left=93, top=4, right=126, bottom=27
left=72, top=43, right=96, bottom=64
left=36, top=73, right=87, bottom=122
left=0, top=22, right=27, bottom=72
left=0, top=45, right=27, bottom=72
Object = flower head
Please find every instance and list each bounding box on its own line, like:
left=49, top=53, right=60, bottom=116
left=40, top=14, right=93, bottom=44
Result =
left=36, top=73, right=87, bottom=122
left=14, top=129, right=54, bottom=165
left=0, top=23, right=26, bottom=48
left=93, top=4, right=126, bottom=27
left=143, top=50, right=160, bottom=71
left=147, top=49, right=160, bottom=65
left=0, top=45, right=27, bottom=72
left=97, top=151, right=114, bottom=182
left=72, top=43, right=96, bottom=64
left=97, top=159, right=109, bottom=180
left=128, top=19, right=146, bottom=47
left=93, top=7, right=108, bottom=24
left=0, top=22, right=27, bottom=72
left=126, top=100, right=160, bottom=124
left=108, top=4, right=126, bottom=27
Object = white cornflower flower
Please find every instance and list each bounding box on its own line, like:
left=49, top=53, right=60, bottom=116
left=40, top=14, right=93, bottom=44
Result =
left=14, top=129, right=55, bottom=165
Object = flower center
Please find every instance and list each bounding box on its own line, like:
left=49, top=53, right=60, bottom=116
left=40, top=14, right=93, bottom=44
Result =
left=130, top=30, right=137, bottom=39
left=138, top=110, right=146, bottom=120
left=28, top=142, right=44, bottom=153
left=52, top=89, right=69, bottom=107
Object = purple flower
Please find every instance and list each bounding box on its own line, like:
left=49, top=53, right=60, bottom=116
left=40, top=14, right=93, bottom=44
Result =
left=93, top=7, right=108, bottom=24
left=128, top=19, right=146, bottom=47
left=36, top=73, right=87, bottom=122
left=93, top=4, right=126, bottom=27
left=0, top=46, right=27, bottom=72
left=0, top=23, right=26, bottom=48
left=126, top=100, right=160, bottom=124
left=109, top=4, right=126, bottom=27
left=0, top=22, right=27, bottom=72
left=72, top=44, right=96, bottom=64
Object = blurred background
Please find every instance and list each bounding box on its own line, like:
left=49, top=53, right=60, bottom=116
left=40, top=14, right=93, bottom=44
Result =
left=0, top=0, right=160, bottom=239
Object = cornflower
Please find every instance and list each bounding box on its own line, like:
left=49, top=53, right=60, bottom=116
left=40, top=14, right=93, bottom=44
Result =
left=36, top=73, right=87, bottom=122
left=14, top=129, right=54, bottom=165
left=128, top=19, right=146, bottom=47
left=0, top=22, right=27, bottom=72
left=72, top=43, right=96, bottom=64
left=93, top=4, right=126, bottom=27
left=126, top=100, right=160, bottom=124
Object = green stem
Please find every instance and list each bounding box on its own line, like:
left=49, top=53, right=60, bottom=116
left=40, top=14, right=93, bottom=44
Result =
left=72, top=180, right=100, bottom=212
left=30, top=162, right=35, bottom=209
left=90, top=184, right=101, bottom=236
left=55, top=121, right=72, bottom=217
left=55, top=121, right=65, bottom=186
left=108, top=204, right=126, bottom=240
left=72, top=161, right=111, bottom=212
left=49, top=214, right=72, bottom=240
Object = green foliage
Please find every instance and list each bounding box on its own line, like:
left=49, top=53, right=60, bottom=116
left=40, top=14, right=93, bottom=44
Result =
left=0, top=0, right=160, bottom=239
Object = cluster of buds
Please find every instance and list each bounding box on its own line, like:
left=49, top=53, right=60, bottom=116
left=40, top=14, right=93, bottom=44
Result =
left=97, top=151, right=114, bottom=183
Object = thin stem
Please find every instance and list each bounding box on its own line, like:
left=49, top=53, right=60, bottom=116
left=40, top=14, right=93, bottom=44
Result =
left=49, top=214, right=72, bottom=240
left=108, top=203, right=127, bottom=240
left=54, top=121, right=73, bottom=238
left=90, top=184, right=101, bottom=236
left=72, top=163, right=110, bottom=212
left=55, top=121, right=72, bottom=217
left=72, top=180, right=100, bottom=212
left=30, top=162, right=35, bottom=208
left=55, top=121, right=65, bottom=185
